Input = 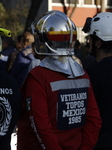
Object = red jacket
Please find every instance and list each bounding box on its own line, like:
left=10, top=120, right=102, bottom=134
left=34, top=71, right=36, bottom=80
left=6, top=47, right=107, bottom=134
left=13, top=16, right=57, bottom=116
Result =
left=17, top=66, right=101, bottom=150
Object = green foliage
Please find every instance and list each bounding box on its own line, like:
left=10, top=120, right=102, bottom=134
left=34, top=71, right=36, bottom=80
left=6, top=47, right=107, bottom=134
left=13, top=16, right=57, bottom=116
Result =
left=0, top=2, right=30, bottom=38
left=0, top=3, right=8, bottom=27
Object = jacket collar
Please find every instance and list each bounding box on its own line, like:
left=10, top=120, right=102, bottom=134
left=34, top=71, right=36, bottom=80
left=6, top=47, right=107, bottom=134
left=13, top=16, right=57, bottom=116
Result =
left=39, top=56, right=84, bottom=78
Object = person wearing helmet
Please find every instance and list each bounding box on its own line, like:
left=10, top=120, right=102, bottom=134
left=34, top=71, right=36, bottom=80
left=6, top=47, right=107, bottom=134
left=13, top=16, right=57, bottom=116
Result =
left=0, top=28, right=21, bottom=150
left=83, top=12, right=112, bottom=150
left=17, top=10, right=101, bottom=150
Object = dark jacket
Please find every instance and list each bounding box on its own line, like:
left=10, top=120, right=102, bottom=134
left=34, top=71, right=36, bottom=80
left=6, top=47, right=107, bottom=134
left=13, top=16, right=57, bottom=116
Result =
left=11, top=46, right=35, bottom=87
left=0, top=71, right=21, bottom=150
left=17, top=66, right=101, bottom=150
left=0, top=46, right=15, bottom=72
left=87, top=56, right=112, bottom=149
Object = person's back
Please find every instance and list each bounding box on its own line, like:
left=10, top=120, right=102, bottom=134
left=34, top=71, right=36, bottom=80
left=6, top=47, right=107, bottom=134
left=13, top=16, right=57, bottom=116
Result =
left=17, top=10, right=101, bottom=150
left=18, top=58, right=101, bottom=150
left=0, top=71, right=21, bottom=150
left=0, top=27, right=22, bottom=150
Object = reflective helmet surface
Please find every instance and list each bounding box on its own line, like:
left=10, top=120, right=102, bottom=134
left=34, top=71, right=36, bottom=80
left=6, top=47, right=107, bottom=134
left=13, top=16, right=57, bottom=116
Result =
left=31, top=10, right=77, bottom=55
left=83, top=12, right=112, bottom=41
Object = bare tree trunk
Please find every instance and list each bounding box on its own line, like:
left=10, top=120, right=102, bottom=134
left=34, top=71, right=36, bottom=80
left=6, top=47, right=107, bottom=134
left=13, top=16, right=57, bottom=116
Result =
left=60, top=0, right=67, bottom=14
left=69, top=0, right=78, bottom=19
left=60, top=0, right=77, bottom=17
left=24, top=0, right=43, bottom=32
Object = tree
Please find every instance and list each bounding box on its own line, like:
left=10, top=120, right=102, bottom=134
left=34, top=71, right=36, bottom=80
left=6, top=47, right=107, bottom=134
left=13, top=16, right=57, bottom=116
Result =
left=24, top=0, right=43, bottom=32
left=0, top=0, right=31, bottom=37
left=60, top=0, right=78, bottom=19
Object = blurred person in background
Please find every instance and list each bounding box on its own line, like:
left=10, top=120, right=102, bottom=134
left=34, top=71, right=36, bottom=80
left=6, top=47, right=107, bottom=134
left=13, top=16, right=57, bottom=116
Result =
left=0, top=36, right=15, bottom=72
left=82, top=41, right=96, bottom=71
left=27, top=42, right=41, bottom=72
left=83, top=12, right=112, bottom=150
left=10, top=31, right=35, bottom=87
left=5, top=34, right=23, bottom=73
left=74, top=39, right=83, bottom=63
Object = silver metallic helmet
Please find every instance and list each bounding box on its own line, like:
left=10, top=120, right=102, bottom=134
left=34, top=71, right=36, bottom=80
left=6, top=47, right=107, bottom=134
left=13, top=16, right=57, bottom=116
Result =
left=31, top=10, right=77, bottom=55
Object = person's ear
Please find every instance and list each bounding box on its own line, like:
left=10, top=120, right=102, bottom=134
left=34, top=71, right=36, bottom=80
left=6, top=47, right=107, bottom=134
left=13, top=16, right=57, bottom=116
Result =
left=95, top=39, right=102, bottom=49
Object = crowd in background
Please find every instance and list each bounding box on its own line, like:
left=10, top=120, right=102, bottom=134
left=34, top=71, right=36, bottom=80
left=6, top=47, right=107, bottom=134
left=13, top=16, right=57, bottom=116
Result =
left=1, top=11, right=112, bottom=150
left=0, top=32, right=96, bottom=88
left=0, top=31, right=40, bottom=87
